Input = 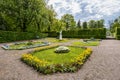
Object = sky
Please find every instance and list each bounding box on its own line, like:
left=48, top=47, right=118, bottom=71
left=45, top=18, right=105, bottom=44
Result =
left=47, top=0, right=120, bottom=27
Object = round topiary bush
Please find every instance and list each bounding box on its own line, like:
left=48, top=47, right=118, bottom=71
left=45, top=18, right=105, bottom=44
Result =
left=54, top=46, right=70, bottom=53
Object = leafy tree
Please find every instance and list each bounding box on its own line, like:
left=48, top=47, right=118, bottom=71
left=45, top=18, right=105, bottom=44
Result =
left=82, top=21, right=87, bottom=29
left=88, top=20, right=96, bottom=28
left=47, top=5, right=57, bottom=32
left=52, top=19, right=65, bottom=32
left=77, top=19, right=81, bottom=29
left=61, top=14, right=76, bottom=30
left=98, top=19, right=104, bottom=28
left=88, top=19, right=104, bottom=28
left=109, top=16, right=120, bottom=33
left=0, top=0, right=56, bottom=32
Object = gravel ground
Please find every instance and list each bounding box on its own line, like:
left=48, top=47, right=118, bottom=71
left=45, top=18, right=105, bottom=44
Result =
left=0, top=40, right=120, bottom=80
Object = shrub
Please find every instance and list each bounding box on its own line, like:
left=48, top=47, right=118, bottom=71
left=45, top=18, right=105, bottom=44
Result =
left=27, top=41, right=33, bottom=45
left=54, top=46, right=70, bottom=53
left=0, top=31, right=48, bottom=43
left=45, top=28, right=106, bottom=39
left=21, top=47, right=92, bottom=74
left=71, top=48, right=92, bottom=68
left=63, top=28, right=106, bottom=39
left=116, top=35, right=120, bottom=40
left=45, top=31, right=59, bottom=37
left=116, top=28, right=120, bottom=40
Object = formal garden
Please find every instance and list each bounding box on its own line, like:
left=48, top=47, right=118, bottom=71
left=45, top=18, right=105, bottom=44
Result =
left=0, top=29, right=104, bottom=74
left=1, top=0, right=120, bottom=80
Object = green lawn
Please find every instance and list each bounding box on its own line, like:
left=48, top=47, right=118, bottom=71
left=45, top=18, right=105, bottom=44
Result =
left=72, top=41, right=100, bottom=46
left=44, top=38, right=70, bottom=43
left=32, top=47, right=85, bottom=64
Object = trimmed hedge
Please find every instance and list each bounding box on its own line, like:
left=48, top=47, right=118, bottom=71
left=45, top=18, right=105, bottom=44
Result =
left=0, top=31, right=48, bottom=43
left=45, top=31, right=59, bottom=37
left=47, top=28, right=106, bottom=39
left=116, top=27, right=120, bottom=40
left=63, top=28, right=106, bottom=39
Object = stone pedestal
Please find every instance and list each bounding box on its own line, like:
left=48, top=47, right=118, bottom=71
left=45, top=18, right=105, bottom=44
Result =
left=59, top=30, right=62, bottom=40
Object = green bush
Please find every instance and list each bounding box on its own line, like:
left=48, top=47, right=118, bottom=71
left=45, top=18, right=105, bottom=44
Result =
left=63, top=28, right=106, bottom=39
left=45, top=28, right=106, bottom=39
left=0, top=31, right=48, bottom=43
left=45, top=31, right=59, bottom=37
left=116, top=35, right=120, bottom=40
left=116, top=28, right=120, bottom=40
left=54, top=46, right=70, bottom=53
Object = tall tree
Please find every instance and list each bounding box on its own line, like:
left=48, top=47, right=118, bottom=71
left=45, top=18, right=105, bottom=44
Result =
left=47, top=5, right=56, bottom=32
left=52, top=19, right=65, bottom=32
left=88, top=20, right=96, bottom=28
left=109, top=16, right=120, bottom=33
left=82, top=21, right=87, bottom=29
left=0, top=0, right=55, bottom=32
left=99, top=19, right=104, bottom=28
left=61, top=14, right=76, bottom=30
left=77, top=19, right=81, bottom=29
left=88, top=19, right=105, bottom=28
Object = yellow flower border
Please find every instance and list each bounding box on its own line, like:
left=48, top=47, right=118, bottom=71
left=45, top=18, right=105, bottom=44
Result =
left=21, top=46, right=92, bottom=74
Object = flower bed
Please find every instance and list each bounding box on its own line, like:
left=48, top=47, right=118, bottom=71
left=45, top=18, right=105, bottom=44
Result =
left=54, top=46, right=70, bottom=53
left=21, top=46, right=92, bottom=74
left=2, top=41, right=50, bottom=50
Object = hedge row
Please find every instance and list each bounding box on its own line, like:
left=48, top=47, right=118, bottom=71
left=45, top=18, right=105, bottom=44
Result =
left=116, top=28, right=120, bottom=40
left=45, top=31, right=59, bottom=37
left=0, top=31, right=48, bottom=43
left=47, top=28, right=106, bottom=39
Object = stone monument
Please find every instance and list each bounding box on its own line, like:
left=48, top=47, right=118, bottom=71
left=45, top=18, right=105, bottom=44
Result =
left=59, top=30, right=62, bottom=40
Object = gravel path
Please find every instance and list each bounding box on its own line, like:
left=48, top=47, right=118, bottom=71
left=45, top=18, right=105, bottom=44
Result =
left=0, top=40, right=120, bottom=80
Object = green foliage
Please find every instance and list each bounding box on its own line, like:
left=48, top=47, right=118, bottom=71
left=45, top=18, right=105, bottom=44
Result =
left=41, top=38, right=70, bottom=43
left=116, top=27, right=120, bottom=40
left=82, top=21, right=88, bottom=29
left=45, top=31, right=59, bottom=37
left=88, top=19, right=105, bottom=28
left=47, top=28, right=106, bottom=39
left=21, top=47, right=92, bottom=74
left=27, top=41, right=33, bottom=45
left=33, top=47, right=84, bottom=64
left=2, top=41, right=49, bottom=50
left=52, top=19, right=66, bottom=32
left=0, top=31, right=48, bottom=43
left=62, top=28, right=106, bottom=39
left=72, top=41, right=100, bottom=46
left=110, top=16, right=120, bottom=33
left=61, top=14, right=76, bottom=30
left=0, top=0, right=56, bottom=32
left=116, top=27, right=120, bottom=35
left=77, top=19, right=81, bottom=29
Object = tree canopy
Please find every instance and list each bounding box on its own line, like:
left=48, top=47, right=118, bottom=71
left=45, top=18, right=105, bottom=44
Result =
left=61, top=14, right=76, bottom=30
left=0, top=0, right=56, bottom=32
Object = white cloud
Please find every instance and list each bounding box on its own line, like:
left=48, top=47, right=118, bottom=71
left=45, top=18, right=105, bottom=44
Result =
left=81, top=0, right=120, bottom=16
left=48, top=0, right=120, bottom=22
left=48, top=0, right=82, bottom=18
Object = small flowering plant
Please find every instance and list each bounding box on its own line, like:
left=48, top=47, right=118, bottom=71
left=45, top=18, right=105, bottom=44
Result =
left=21, top=46, right=92, bottom=74
left=54, top=46, right=70, bottom=53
